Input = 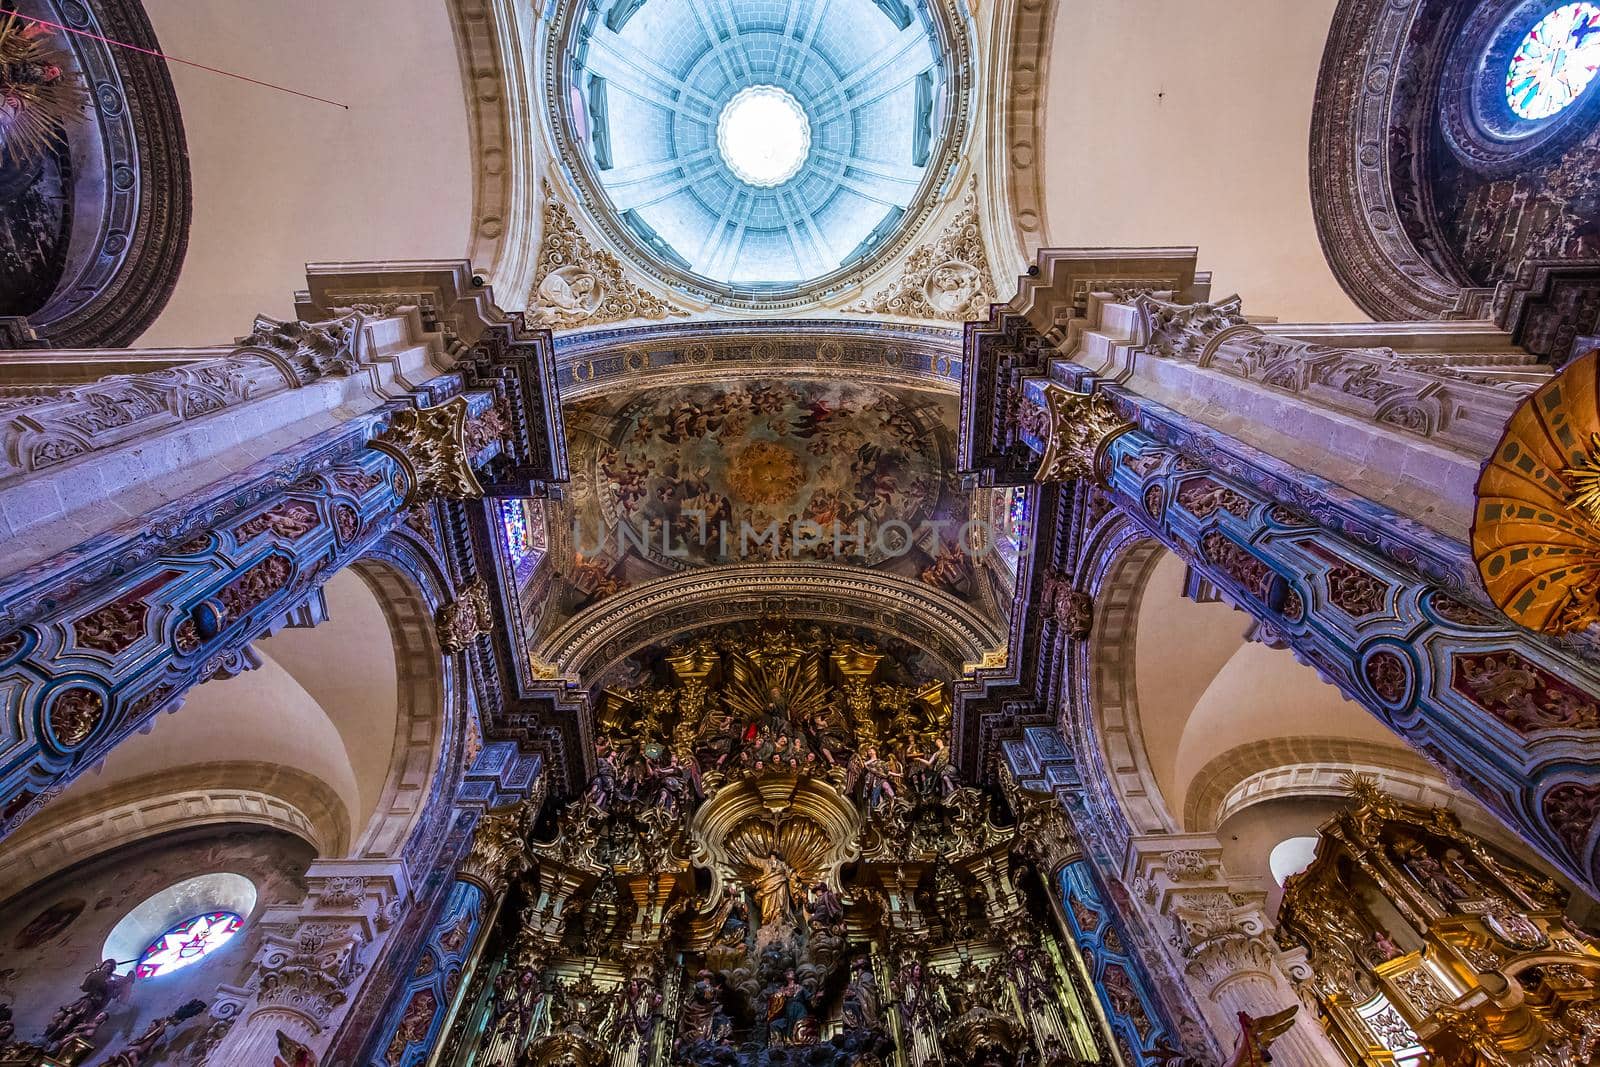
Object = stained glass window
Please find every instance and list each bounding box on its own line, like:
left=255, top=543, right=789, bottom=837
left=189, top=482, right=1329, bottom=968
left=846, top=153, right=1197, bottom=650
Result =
left=994, top=486, right=1029, bottom=569
left=135, top=911, right=243, bottom=978
left=1506, top=3, right=1600, bottom=120
left=499, top=498, right=545, bottom=579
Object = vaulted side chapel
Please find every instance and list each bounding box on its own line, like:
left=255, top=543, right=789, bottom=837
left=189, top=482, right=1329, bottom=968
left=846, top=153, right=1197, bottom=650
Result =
left=1, top=0, right=1599, bottom=1064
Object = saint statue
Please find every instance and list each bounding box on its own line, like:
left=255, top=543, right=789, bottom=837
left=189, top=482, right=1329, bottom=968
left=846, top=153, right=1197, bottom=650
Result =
left=750, top=848, right=805, bottom=930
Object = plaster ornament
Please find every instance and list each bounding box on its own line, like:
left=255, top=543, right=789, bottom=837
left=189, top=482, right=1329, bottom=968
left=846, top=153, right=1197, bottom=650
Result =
left=1030, top=384, right=1134, bottom=484
left=527, top=190, right=689, bottom=328
left=847, top=188, right=997, bottom=322
left=435, top=580, right=495, bottom=654
left=369, top=396, right=485, bottom=506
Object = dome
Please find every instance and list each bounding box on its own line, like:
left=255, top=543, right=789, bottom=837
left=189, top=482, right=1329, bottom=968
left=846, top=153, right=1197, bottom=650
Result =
left=546, top=0, right=966, bottom=305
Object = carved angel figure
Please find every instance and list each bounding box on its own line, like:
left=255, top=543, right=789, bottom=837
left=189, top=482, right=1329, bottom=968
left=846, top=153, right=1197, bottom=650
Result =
left=532, top=268, right=601, bottom=327
left=43, top=959, right=132, bottom=1049
left=102, top=998, right=205, bottom=1066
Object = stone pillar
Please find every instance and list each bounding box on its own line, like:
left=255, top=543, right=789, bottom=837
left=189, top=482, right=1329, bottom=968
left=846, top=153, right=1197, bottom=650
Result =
left=1130, top=839, right=1345, bottom=1065
left=205, top=861, right=410, bottom=1063
left=0, top=261, right=566, bottom=839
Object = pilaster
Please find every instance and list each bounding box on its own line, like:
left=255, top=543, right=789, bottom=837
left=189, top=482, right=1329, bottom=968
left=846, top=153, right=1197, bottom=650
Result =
left=1126, top=837, right=1344, bottom=1064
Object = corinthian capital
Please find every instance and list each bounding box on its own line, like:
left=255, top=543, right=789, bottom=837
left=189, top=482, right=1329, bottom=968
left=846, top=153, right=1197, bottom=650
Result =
left=460, top=795, right=541, bottom=894
left=369, top=396, right=485, bottom=505
left=1031, top=383, right=1134, bottom=484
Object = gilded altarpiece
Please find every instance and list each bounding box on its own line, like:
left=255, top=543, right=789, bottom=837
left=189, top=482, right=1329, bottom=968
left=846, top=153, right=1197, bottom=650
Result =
left=437, top=624, right=1112, bottom=1066
left=1279, top=777, right=1600, bottom=1065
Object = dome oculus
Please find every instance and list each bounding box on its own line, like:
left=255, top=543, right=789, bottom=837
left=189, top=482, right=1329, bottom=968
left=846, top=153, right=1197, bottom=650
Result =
left=1505, top=2, right=1600, bottom=119
left=717, top=86, right=811, bottom=188
left=550, top=0, right=964, bottom=301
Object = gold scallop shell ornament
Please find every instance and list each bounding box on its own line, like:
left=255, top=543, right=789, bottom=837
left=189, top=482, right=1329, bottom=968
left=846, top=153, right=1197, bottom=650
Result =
left=1474, top=348, right=1600, bottom=634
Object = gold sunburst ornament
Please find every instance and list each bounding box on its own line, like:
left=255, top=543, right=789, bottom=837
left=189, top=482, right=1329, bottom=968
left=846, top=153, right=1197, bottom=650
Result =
left=1562, top=431, right=1600, bottom=525
left=1473, top=348, right=1600, bottom=634
left=0, top=12, right=85, bottom=168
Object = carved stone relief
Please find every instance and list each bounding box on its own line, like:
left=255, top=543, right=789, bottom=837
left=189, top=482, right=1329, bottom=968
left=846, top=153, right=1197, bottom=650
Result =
left=848, top=188, right=997, bottom=322
left=527, top=188, right=689, bottom=329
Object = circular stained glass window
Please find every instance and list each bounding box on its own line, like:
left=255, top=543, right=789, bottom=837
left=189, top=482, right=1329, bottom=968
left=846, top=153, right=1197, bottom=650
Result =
left=135, top=911, right=244, bottom=978
left=1505, top=2, right=1600, bottom=119
left=716, top=86, right=812, bottom=189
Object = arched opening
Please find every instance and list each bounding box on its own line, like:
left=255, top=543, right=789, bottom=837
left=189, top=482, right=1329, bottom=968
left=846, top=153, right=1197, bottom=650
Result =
left=1, top=558, right=448, bottom=901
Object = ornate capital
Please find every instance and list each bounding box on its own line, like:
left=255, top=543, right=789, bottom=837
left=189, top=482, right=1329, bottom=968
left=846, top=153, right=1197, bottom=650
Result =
left=459, top=794, right=542, bottom=895
left=253, top=921, right=368, bottom=1024
left=369, top=396, right=484, bottom=506
left=1183, top=930, right=1280, bottom=994
left=1031, top=383, right=1133, bottom=484
left=436, top=580, right=495, bottom=654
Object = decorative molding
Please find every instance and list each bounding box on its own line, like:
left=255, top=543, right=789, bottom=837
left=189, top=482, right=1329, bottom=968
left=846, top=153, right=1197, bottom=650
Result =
left=847, top=188, right=998, bottom=321
left=369, top=396, right=485, bottom=506
left=1134, top=294, right=1540, bottom=457
left=1028, top=384, right=1133, bottom=483
left=445, top=0, right=543, bottom=306
left=993, top=0, right=1053, bottom=257
left=527, top=191, right=689, bottom=329
left=0, top=315, right=361, bottom=485
left=537, top=561, right=1006, bottom=686
left=1309, top=0, right=1483, bottom=322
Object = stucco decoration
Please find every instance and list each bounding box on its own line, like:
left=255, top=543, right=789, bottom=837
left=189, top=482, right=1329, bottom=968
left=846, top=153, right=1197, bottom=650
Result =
left=527, top=191, right=689, bottom=329
left=847, top=189, right=998, bottom=322
left=0, top=0, right=190, bottom=348
left=1311, top=0, right=1600, bottom=364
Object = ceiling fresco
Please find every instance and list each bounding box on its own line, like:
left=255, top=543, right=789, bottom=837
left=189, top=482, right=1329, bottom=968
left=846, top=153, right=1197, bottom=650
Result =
left=531, top=377, right=984, bottom=645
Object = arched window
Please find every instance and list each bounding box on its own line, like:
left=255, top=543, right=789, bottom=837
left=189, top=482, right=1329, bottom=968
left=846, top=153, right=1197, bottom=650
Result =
left=1505, top=3, right=1600, bottom=120
left=1269, top=836, right=1321, bottom=886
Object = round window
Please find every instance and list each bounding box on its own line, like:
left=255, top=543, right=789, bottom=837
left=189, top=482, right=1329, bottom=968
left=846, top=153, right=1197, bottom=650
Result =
left=135, top=911, right=245, bottom=978
left=716, top=86, right=812, bottom=189
left=103, top=873, right=257, bottom=977
left=1505, top=2, right=1600, bottom=119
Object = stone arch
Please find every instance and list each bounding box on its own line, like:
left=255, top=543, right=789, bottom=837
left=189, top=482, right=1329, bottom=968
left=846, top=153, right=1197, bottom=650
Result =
left=4, top=538, right=458, bottom=888
left=539, top=561, right=1006, bottom=687
left=1075, top=516, right=1422, bottom=848
left=1080, top=531, right=1178, bottom=836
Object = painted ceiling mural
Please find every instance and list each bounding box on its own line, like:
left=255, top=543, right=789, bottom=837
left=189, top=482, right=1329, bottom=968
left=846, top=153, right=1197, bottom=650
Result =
left=532, top=377, right=981, bottom=644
